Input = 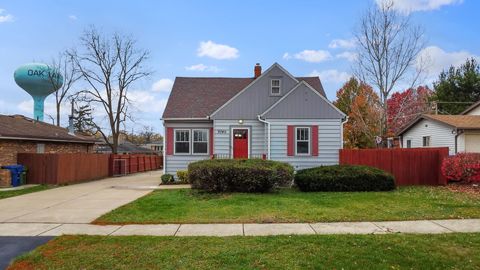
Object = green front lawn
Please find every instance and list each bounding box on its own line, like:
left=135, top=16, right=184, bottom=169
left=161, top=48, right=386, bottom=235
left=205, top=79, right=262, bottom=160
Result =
left=95, top=187, right=480, bottom=224
left=0, top=185, right=52, bottom=200
left=9, top=234, right=480, bottom=269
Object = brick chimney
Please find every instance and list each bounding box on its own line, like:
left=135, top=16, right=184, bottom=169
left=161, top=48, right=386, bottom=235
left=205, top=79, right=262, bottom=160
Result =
left=254, top=63, right=262, bottom=78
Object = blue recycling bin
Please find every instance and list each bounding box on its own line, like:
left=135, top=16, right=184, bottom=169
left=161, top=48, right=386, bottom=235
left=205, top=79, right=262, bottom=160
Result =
left=1, top=165, right=24, bottom=187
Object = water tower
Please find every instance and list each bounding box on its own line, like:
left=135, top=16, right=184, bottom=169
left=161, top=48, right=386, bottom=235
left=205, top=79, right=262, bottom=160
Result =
left=14, top=63, right=63, bottom=121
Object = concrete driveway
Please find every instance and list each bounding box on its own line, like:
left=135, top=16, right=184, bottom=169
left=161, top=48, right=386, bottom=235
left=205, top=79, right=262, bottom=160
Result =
left=0, top=171, right=161, bottom=224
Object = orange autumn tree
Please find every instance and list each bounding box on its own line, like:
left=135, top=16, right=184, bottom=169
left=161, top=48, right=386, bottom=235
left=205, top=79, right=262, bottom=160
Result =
left=334, top=77, right=381, bottom=148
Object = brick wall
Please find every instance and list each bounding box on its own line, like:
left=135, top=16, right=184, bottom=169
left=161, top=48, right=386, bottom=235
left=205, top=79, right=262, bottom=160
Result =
left=0, top=169, right=10, bottom=187
left=0, top=139, right=95, bottom=168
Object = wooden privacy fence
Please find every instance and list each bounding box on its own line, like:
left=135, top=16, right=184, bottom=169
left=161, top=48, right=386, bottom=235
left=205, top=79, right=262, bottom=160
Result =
left=18, top=153, right=110, bottom=185
left=17, top=153, right=163, bottom=185
left=109, top=154, right=162, bottom=176
left=339, top=147, right=450, bottom=186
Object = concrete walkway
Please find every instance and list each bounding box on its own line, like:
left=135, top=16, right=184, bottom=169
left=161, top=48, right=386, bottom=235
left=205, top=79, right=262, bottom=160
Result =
left=0, top=171, right=162, bottom=223
left=0, top=219, right=479, bottom=237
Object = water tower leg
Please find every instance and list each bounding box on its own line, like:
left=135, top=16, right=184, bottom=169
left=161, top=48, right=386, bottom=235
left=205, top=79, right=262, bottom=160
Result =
left=32, top=95, right=46, bottom=121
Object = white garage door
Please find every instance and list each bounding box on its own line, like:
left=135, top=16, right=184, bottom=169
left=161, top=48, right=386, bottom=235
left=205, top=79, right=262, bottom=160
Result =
left=465, top=134, right=480, bottom=153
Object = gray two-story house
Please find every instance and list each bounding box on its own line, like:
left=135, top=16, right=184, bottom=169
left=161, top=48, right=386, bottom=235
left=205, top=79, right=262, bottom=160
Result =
left=162, top=63, right=347, bottom=176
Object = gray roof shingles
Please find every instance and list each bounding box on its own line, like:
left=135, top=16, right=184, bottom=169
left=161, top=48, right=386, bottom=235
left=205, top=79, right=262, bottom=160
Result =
left=162, top=76, right=326, bottom=119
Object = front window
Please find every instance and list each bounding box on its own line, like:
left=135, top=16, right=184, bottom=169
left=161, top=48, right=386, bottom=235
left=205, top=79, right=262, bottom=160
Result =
left=422, top=136, right=430, bottom=147
left=193, top=129, right=208, bottom=154
left=296, top=127, right=310, bottom=155
left=271, top=79, right=281, bottom=95
left=175, top=129, right=190, bottom=154
left=406, top=139, right=412, bottom=148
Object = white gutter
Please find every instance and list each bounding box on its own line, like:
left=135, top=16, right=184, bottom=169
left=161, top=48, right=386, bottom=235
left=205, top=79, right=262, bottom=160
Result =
left=257, top=115, right=271, bottom=159
left=340, top=116, right=349, bottom=149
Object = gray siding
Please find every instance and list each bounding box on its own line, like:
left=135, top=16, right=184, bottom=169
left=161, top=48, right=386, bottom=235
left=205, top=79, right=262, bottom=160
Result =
left=164, top=121, right=213, bottom=176
left=212, top=65, right=298, bottom=120
left=402, top=119, right=456, bottom=155
left=263, top=83, right=344, bottom=119
left=213, top=120, right=266, bottom=157
left=268, top=119, right=342, bottom=170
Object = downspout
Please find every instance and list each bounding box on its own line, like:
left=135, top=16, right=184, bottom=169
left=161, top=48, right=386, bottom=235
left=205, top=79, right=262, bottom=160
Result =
left=162, top=119, right=166, bottom=173
left=454, top=128, right=464, bottom=154
left=257, top=115, right=271, bottom=159
left=340, top=116, right=349, bottom=149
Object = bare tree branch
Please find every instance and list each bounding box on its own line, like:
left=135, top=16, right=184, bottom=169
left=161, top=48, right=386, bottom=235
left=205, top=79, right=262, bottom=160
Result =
left=68, top=27, right=151, bottom=153
left=354, top=0, right=426, bottom=138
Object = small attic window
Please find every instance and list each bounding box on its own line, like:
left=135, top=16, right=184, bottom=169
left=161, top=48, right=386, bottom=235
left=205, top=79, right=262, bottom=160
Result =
left=271, top=79, right=281, bottom=96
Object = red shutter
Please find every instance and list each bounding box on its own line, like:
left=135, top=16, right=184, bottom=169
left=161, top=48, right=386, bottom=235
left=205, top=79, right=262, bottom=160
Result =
left=209, top=127, right=214, bottom=156
left=311, top=125, right=318, bottom=156
left=166, top=127, right=174, bottom=155
left=287, top=125, right=294, bottom=156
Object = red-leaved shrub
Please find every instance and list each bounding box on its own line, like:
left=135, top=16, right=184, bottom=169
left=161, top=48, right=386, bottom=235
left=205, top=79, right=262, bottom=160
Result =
left=441, top=153, right=480, bottom=183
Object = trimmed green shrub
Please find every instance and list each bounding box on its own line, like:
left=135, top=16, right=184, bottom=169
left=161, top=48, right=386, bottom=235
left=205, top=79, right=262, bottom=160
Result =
left=176, top=170, right=189, bottom=183
left=161, top=174, right=174, bottom=184
left=295, top=165, right=395, bottom=192
left=188, top=159, right=294, bottom=193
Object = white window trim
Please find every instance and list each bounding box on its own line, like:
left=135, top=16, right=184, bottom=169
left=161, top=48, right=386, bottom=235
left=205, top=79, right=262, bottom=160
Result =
left=192, top=129, right=209, bottom=155
left=174, top=129, right=191, bottom=155
left=270, top=79, right=281, bottom=96
left=230, top=127, right=251, bottom=159
left=295, top=126, right=311, bottom=156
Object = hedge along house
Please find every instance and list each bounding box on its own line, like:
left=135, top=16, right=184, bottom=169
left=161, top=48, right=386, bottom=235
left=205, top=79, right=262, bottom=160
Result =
left=161, top=63, right=347, bottom=176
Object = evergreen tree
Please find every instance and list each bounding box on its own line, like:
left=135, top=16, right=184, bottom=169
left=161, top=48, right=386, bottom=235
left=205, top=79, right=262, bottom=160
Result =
left=433, top=58, right=480, bottom=114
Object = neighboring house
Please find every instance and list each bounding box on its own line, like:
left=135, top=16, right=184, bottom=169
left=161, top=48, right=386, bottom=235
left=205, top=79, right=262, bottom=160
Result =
left=398, top=112, right=480, bottom=155
left=140, top=141, right=163, bottom=155
left=96, top=141, right=156, bottom=154
left=161, top=63, right=347, bottom=176
left=462, top=100, right=480, bottom=116
left=0, top=114, right=98, bottom=186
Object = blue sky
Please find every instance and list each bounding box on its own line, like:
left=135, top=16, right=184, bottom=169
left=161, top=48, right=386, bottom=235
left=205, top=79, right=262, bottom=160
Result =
left=0, top=0, right=479, bottom=134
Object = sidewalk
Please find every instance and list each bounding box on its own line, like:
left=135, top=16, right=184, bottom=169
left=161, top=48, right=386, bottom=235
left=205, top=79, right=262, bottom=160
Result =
left=1, top=219, right=479, bottom=237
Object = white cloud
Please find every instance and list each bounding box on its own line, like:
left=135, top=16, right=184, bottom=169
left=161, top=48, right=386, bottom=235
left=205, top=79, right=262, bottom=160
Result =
left=151, top=78, right=174, bottom=92
left=336, top=51, right=358, bottom=62
left=376, top=0, right=463, bottom=14
left=309, top=69, right=351, bottom=83
left=129, top=90, right=168, bottom=114
left=68, top=15, right=78, bottom=20
left=197, top=40, right=239, bottom=60
left=329, top=38, right=356, bottom=49
left=185, top=64, right=221, bottom=73
left=0, top=9, right=14, bottom=23
left=416, top=46, right=478, bottom=77
left=286, top=50, right=332, bottom=63
left=17, top=99, right=57, bottom=117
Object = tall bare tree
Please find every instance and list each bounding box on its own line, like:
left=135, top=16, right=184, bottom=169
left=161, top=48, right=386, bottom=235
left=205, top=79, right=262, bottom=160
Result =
left=69, top=27, right=151, bottom=153
left=354, top=0, right=425, bottom=137
left=49, top=52, right=80, bottom=126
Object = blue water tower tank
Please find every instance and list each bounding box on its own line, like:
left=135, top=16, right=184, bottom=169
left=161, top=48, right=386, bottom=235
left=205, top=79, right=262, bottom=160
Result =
left=14, top=63, right=64, bottom=121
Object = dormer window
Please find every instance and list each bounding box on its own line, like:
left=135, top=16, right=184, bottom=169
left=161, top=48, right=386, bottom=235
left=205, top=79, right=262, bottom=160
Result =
left=271, top=79, right=281, bottom=95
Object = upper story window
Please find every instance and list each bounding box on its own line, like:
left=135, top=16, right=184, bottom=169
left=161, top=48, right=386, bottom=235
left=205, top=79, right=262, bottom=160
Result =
left=296, top=127, right=310, bottom=155
left=422, top=136, right=430, bottom=147
left=175, top=129, right=190, bottom=154
left=193, top=129, right=208, bottom=154
left=271, top=79, right=281, bottom=96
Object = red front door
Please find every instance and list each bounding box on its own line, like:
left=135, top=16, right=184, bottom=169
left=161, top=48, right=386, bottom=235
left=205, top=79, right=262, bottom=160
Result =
left=233, top=129, right=248, bottom=159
